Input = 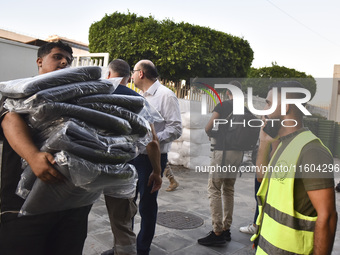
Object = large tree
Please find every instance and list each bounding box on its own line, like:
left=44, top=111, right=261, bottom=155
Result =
left=244, top=63, right=317, bottom=98
left=89, top=12, right=254, bottom=81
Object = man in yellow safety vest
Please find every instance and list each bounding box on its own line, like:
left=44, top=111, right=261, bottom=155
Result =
left=253, top=80, right=337, bottom=254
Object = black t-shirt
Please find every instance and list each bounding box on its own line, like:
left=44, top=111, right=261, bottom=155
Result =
left=0, top=97, right=27, bottom=221
left=212, top=100, right=233, bottom=150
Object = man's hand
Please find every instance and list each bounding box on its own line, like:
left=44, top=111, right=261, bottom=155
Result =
left=27, top=151, right=65, bottom=183
left=147, top=171, right=162, bottom=194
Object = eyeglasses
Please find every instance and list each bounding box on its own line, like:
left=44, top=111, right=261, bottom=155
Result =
left=131, top=69, right=141, bottom=74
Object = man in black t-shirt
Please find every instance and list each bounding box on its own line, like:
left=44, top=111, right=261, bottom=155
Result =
left=198, top=81, right=244, bottom=246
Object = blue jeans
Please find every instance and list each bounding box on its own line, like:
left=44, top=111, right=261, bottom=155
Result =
left=132, top=154, right=167, bottom=255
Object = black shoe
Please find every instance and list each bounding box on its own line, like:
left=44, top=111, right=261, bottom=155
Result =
left=101, top=248, right=114, bottom=255
left=223, top=229, right=231, bottom=241
left=197, top=231, right=226, bottom=246
left=335, top=182, right=340, bottom=192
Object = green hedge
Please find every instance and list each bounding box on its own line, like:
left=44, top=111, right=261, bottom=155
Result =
left=89, top=12, right=254, bottom=81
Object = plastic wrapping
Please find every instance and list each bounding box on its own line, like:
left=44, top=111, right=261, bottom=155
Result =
left=28, top=102, right=132, bottom=134
left=76, top=95, right=163, bottom=124
left=55, top=151, right=137, bottom=194
left=75, top=94, right=146, bottom=113
left=4, top=79, right=118, bottom=112
left=79, top=102, right=151, bottom=137
left=0, top=66, right=102, bottom=98
left=138, top=100, right=164, bottom=124
left=16, top=165, right=36, bottom=199
left=18, top=163, right=101, bottom=216
left=17, top=151, right=138, bottom=216
left=39, top=120, right=138, bottom=164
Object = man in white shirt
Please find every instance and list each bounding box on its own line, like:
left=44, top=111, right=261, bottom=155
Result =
left=131, top=59, right=182, bottom=255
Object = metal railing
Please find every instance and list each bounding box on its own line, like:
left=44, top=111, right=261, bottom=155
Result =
left=71, top=53, right=109, bottom=67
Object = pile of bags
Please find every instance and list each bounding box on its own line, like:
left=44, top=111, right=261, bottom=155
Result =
left=0, top=66, right=157, bottom=215
left=168, top=110, right=211, bottom=169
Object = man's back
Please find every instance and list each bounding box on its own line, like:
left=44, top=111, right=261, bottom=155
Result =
left=113, top=84, right=140, bottom=97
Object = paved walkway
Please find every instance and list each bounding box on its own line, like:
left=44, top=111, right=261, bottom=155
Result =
left=84, top=159, right=340, bottom=255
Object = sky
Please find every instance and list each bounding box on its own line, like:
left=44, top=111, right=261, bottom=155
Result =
left=1, top=0, right=339, bottom=105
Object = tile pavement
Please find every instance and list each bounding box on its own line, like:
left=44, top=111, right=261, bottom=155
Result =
left=84, top=158, right=340, bottom=255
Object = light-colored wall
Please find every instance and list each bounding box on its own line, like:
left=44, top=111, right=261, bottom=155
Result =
left=330, top=65, right=340, bottom=122
left=0, top=38, right=39, bottom=82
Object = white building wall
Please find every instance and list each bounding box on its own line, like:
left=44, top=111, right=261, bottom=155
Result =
left=330, top=65, right=340, bottom=122
left=0, top=38, right=39, bottom=82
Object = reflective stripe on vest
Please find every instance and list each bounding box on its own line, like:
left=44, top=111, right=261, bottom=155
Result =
left=255, top=131, right=327, bottom=255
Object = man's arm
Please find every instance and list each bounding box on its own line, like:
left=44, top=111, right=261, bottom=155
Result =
left=205, top=111, right=220, bottom=136
left=146, top=124, right=162, bottom=193
left=2, top=112, right=64, bottom=183
left=308, top=187, right=337, bottom=255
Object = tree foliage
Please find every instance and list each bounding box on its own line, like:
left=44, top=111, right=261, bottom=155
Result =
left=244, top=63, right=317, bottom=98
left=89, top=12, right=254, bottom=81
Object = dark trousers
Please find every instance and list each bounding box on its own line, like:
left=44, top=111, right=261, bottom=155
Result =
left=132, top=153, right=167, bottom=255
left=0, top=205, right=92, bottom=255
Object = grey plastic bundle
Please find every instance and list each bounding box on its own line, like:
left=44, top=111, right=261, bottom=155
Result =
left=39, top=120, right=139, bottom=164
left=29, top=102, right=132, bottom=135
left=17, top=151, right=137, bottom=216
left=4, top=79, right=115, bottom=111
left=0, top=66, right=103, bottom=98
left=0, top=68, right=162, bottom=215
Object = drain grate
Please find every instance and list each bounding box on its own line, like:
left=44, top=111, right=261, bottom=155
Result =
left=157, top=211, right=204, bottom=230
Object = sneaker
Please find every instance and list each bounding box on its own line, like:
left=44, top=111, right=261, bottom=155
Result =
left=239, top=223, right=257, bottom=235
left=223, top=229, right=231, bottom=241
left=101, top=248, right=114, bottom=255
left=197, top=231, right=226, bottom=246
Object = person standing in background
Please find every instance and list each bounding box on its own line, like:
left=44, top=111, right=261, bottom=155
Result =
left=131, top=59, right=182, bottom=255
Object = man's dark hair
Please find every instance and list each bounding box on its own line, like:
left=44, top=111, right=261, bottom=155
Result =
left=37, top=40, right=73, bottom=58
left=226, top=80, right=242, bottom=97
left=268, top=80, right=307, bottom=100
left=269, top=80, right=309, bottom=117
left=108, top=59, right=130, bottom=78
left=140, top=61, right=159, bottom=80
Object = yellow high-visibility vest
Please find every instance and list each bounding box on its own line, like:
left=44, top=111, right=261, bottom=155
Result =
left=251, top=130, right=330, bottom=255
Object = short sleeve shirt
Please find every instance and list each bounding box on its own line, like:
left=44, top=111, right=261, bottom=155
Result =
left=213, top=100, right=233, bottom=150
left=269, top=128, right=334, bottom=216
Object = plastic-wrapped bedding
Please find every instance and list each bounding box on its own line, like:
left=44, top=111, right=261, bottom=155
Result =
left=56, top=151, right=138, bottom=193
left=79, top=103, right=151, bottom=137
left=0, top=66, right=102, bottom=98
left=4, top=79, right=117, bottom=112
left=29, top=102, right=132, bottom=135
left=16, top=163, right=101, bottom=211
left=39, top=121, right=138, bottom=164
left=75, top=94, right=145, bottom=113
left=17, top=151, right=138, bottom=216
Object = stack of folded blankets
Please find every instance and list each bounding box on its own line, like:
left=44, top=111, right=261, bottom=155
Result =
left=0, top=66, right=153, bottom=215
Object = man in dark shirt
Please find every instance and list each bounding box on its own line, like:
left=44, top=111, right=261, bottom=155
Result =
left=0, top=41, right=92, bottom=255
left=198, top=81, right=244, bottom=246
